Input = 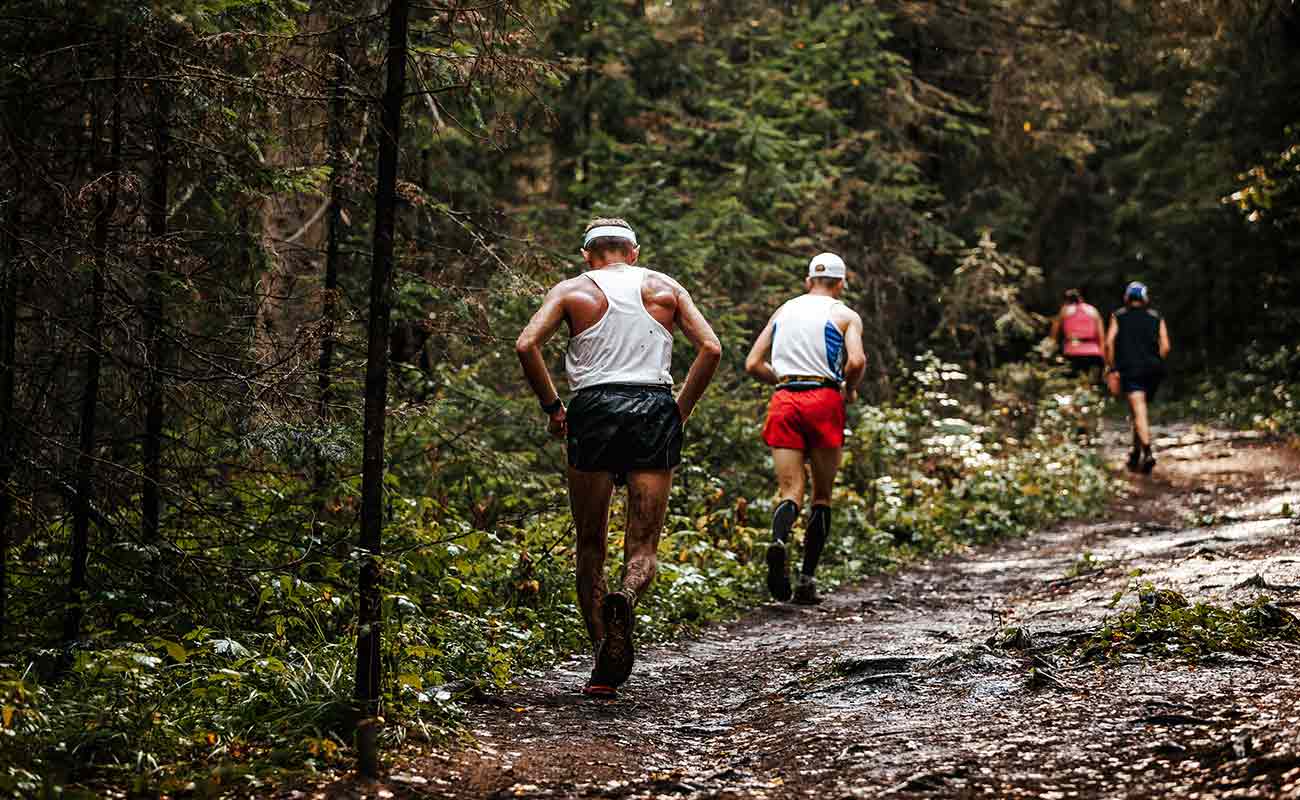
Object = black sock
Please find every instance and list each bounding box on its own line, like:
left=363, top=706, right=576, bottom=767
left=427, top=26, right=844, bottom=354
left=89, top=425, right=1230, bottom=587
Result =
left=801, top=505, right=832, bottom=577
left=771, top=499, right=799, bottom=544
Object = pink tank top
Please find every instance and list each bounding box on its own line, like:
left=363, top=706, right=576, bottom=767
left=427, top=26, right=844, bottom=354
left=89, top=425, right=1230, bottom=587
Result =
left=1061, top=303, right=1102, bottom=357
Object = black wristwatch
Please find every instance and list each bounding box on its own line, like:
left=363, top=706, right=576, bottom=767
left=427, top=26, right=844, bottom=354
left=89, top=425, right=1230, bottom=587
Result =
left=541, top=396, right=564, bottom=415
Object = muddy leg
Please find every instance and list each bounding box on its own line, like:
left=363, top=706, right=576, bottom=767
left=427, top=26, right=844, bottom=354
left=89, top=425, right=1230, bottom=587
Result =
left=622, top=469, right=673, bottom=601
left=569, top=467, right=614, bottom=645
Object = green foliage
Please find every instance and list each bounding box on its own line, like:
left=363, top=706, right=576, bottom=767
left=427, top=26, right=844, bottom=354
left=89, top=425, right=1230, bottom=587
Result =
left=0, top=638, right=357, bottom=795
left=518, top=1, right=982, bottom=378
left=3, top=354, right=1110, bottom=794
left=1077, top=585, right=1300, bottom=662
left=27, top=0, right=1300, bottom=792
left=1176, top=342, right=1300, bottom=436
left=937, top=231, right=1045, bottom=370
left=1225, top=125, right=1300, bottom=230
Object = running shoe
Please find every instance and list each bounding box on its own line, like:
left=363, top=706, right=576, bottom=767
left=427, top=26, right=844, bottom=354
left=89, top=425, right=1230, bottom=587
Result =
left=581, top=675, right=617, bottom=698
left=792, top=575, right=823, bottom=605
left=766, top=540, right=793, bottom=601
left=595, top=590, right=635, bottom=687
left=1126, top=448, right=1141, bottom=472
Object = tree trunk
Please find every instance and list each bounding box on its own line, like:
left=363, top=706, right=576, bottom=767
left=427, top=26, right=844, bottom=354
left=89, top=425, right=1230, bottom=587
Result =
left=64, top=41, right=122, bottom=649
left=317, top=25, right=348, bottom=495
left=142, top=83, right=170, bottom=543
left=63, top=48, right=120, bottom=650
left=0, top=202, right=17, bottom=645
left=356, top=0, right=410, bottom=778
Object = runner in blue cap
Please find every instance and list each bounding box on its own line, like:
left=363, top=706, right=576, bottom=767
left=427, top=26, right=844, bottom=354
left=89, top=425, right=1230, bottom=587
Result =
left=1105, top=281, right=1172, bottom=473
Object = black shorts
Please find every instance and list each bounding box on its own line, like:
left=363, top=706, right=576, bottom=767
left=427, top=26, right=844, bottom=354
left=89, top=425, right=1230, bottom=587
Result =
left=567, top=384, right=682, bottom=482
left=1120, top=367, right=1164, bottom=401
left=1067, top=355, right=1105, bottom=376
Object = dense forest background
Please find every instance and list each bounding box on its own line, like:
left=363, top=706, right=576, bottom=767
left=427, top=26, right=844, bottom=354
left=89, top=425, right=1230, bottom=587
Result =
left=1, top=0, right=1298, bottom=792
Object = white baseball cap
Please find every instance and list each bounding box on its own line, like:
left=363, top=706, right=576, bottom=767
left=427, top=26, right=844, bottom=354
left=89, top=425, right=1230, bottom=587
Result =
left=808, top=252, right=846, bottom=279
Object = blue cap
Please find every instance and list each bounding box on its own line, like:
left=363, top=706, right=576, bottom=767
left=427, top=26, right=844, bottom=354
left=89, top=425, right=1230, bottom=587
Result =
left=1125, top=281, right=1148, bottom=302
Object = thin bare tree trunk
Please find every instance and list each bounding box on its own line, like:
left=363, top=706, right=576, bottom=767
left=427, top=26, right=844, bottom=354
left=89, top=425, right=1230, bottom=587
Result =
left=65, top=40, right=122, bottom=650
left=0, top=201, right=17, bottom=644
left=142, top=84, right=170, bottom=543
left=317, top=25, right=348, bottom=495
left=356, top=0, right=410, bottom=778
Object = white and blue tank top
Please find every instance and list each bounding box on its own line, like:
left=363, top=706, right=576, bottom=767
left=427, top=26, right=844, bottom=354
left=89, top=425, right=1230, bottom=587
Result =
left=770, top=294, right=846, bottom=385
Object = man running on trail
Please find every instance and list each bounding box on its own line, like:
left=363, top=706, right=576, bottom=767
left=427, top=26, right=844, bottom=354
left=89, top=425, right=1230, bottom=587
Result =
left=744, top=252, right=866, bottom=605
left=1105, top=281, right=1171, bottom=474
left=1049, top=288, right=1106, bottom=379
left=515, top=218, right=722, bottom=696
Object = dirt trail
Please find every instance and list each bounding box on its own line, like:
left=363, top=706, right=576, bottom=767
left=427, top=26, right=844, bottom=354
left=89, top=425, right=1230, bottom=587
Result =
left=402, top=425, right=1300, bottom=799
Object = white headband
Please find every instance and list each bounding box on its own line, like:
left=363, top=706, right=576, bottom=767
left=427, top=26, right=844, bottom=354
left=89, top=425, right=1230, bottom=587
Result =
left=583, top=225, right=638, bottom=248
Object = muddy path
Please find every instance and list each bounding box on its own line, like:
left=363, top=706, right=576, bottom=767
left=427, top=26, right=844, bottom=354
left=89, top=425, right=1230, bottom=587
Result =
left=396, top=425, right=1300, bottom=799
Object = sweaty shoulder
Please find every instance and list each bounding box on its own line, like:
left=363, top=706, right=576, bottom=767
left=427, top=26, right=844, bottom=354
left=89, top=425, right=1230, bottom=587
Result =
left=554, top=273, right=592, bottom=291
left=552, top=274, right=600, bottom=300
left=1145, top=307, right=1162, bottom=319
left=641, top=268, right=683, bottom=294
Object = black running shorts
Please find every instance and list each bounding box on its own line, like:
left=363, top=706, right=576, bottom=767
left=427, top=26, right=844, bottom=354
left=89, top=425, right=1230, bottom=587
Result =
left=1119, top=367, right=1164, bottom=401
left=1066, top=354, right=1105, bottom=376
left=567, top=384, right=682, bottom=481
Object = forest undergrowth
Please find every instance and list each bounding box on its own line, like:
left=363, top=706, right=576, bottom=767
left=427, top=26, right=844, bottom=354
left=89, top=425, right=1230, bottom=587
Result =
left=6, top=0, right=1299, bottom=794
left=1171, top=343, right=1300, bottom=441
left=0, top=356, right=1110, bottom=796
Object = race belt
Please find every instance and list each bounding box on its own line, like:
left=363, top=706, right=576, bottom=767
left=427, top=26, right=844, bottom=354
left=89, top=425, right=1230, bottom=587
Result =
left=777, top=375, right=841, bottom=389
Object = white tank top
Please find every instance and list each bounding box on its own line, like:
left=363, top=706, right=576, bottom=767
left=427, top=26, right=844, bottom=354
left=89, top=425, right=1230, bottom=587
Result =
left=565, top=265, right=674, bottom=391
left=770, top=294, right=846, bottom=383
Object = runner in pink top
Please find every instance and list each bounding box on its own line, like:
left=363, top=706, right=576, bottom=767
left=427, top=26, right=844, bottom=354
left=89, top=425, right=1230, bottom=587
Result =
left=1050, top=288, right=1105, bottom=377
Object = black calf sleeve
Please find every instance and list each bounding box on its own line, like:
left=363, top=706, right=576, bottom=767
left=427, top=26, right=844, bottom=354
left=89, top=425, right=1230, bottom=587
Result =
left=771, top=499, right=799, bottom=544
left=801, top=505, right=832, bottom=577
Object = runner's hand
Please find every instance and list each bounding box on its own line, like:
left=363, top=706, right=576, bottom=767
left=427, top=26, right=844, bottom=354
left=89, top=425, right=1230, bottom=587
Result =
left=547, top=407, right=567, bottom=439
left=843, top=385, right=858, bottom=405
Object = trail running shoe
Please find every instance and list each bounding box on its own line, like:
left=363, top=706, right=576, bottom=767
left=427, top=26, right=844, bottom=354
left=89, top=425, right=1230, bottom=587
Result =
left=1141, top=450, right=1156, bottom=474
left=792, top=576, right=823, bottom=606
left=581, top=676, right=617, bottom=698
left=766, top=540, right=793, bottom=602
left=1126, top=448, right=1141, bottom=472
left=596, top=591, right=635, bottom=688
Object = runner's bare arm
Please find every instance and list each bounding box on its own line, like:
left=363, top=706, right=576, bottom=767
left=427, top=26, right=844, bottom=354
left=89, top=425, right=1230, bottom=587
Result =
left=1104, top=314, right=1118, bottom=369
left=743, top=313, right=780, bottom=386
left=515, top=284, right=569, bottom=436
left=1048, top=308, right=1063, bottom=343
left=842, top=310, right=867, bottom=403
left=671, top=284, right=722, bottom=422
left=1158, top=319, right=1171, bottom=359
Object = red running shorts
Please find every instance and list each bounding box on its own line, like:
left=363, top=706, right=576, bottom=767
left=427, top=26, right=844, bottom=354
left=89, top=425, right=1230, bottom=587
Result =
left=761, top=387, right=845, bottom=450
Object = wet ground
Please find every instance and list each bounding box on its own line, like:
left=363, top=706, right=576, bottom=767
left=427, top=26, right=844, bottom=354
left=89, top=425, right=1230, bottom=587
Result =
left=381, top=424, right=1300, bottom=799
